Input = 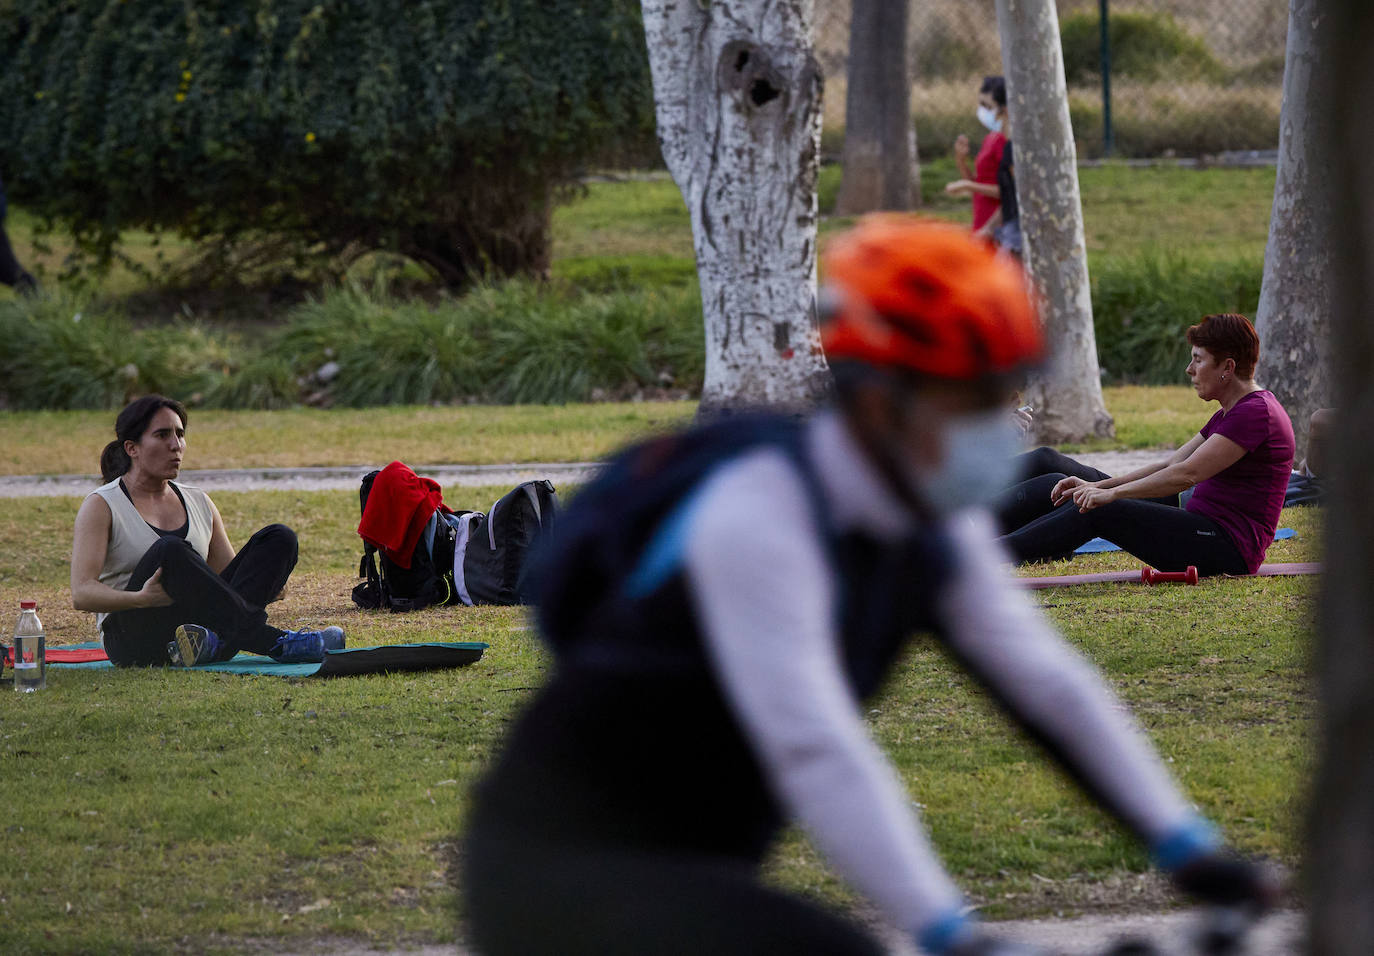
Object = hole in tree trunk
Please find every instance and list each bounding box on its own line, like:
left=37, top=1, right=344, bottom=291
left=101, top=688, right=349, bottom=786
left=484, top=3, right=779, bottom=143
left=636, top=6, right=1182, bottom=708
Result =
left=750, top=79, right=779, bottom=106
left=735, top=50, right=750, bottom=71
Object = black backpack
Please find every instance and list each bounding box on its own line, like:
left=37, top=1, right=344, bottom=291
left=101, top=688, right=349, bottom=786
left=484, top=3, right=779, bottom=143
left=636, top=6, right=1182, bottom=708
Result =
left=529, top=415, right=814, bottom=653
left=351, top=469, right=460, bottom=612
left=352, top=472, right=559, bottom=612
left=460, top=480, right=560, bottom=605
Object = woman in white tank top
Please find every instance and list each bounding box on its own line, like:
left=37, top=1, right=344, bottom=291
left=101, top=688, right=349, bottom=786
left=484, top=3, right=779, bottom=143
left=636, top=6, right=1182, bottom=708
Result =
left=70, top=395, right=344, bottom=667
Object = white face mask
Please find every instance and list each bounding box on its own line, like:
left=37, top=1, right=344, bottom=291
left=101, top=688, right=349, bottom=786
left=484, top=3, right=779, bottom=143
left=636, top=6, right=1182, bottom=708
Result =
left=913, top=409, right=1022, bottom=515
left=976, top=104, right=1003, bottom=133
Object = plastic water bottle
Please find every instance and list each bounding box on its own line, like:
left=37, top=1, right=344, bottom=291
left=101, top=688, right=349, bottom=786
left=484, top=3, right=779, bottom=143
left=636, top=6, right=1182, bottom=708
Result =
left=13, top=601, right=46, bottom=693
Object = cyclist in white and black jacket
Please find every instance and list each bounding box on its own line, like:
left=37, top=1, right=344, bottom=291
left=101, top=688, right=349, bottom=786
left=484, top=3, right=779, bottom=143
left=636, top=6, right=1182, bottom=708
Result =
left=462, top=219, right=1278, bottom=956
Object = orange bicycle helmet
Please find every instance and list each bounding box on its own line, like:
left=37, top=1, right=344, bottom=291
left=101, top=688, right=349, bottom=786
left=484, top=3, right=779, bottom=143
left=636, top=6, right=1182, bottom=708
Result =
left=820, top=216, right=1044, bottom=381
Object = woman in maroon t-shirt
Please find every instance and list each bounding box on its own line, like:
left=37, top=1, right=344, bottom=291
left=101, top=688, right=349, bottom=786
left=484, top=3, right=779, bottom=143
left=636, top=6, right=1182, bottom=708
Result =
left=945, top=76, right=1008, bottom=235
left=998, top=314, right=1295, bottom=575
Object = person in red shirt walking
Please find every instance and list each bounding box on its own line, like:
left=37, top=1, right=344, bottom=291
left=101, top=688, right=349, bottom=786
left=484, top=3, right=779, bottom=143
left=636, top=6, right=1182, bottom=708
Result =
left=945, top=76, right=1009, bottom=237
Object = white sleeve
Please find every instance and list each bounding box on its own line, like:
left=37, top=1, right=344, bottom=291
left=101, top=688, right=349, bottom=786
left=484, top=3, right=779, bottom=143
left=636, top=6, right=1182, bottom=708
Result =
left=682, top=451, right=965, bottom=936
left=936, top=510, right=1198, bottom=842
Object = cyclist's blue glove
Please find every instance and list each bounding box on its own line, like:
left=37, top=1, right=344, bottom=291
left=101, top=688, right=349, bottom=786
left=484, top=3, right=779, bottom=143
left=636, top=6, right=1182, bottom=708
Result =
left=917, top=909, right=1051, bottom=955
left=1153, top=817, right=1281, bottom=911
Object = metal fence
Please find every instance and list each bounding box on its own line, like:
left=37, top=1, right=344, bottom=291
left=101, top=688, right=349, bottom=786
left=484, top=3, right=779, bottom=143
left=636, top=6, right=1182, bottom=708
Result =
left=815, top=0, right=1288, bottom=160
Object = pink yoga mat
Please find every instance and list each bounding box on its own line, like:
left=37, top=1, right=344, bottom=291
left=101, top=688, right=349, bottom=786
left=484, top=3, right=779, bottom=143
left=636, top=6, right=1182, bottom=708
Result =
left=2, top=645, right=110, bottom=666
left=1017, top=562, right=1322, bottom=590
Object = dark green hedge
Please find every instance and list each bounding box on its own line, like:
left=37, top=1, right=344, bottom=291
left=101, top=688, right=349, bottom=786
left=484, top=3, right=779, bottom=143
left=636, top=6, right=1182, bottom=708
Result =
left=0, top=1, right=655, bottom=285
left=1060, top=10, right=1224, bottom=86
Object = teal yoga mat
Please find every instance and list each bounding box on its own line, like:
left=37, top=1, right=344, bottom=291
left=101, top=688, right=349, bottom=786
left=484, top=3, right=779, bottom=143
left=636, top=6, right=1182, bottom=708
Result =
left=1074, top=527, right=1295, bottom=554
left=45, top=642, right=488, bottom=676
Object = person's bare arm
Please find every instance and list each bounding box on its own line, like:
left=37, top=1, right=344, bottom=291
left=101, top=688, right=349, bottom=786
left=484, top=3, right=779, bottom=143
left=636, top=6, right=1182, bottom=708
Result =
left=205, top=496, right=236, bottom=575
left=70, top=496, right=172, bottom=612
left=1050, top=433, right=1206, bottom=505
left=1101, top=433, right=1207, bottom=486
left=953, top=134, right=973, bottom=179
left=944, top=179, right=1000, bottom=199
left=1072, top=434, right=1246, bottom=512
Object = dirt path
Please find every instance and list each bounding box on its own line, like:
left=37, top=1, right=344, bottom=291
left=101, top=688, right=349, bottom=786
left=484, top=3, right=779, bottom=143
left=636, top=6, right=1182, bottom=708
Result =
left=991, top=907, right=1303, bottom=953
left=0, top=451, right=1165, bottom=498
left=273, top=909, right=1303, bottom=955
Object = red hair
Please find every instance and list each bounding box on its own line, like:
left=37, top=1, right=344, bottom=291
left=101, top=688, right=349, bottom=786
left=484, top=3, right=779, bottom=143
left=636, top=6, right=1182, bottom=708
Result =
left=1186, top=313, right=1260, bottom=379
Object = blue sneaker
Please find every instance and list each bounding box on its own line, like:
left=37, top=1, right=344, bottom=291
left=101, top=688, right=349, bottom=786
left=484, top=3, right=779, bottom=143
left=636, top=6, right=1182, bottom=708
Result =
left=270, top=626, right=345, bottom=664
left=169, top=624, right=225, bottom=667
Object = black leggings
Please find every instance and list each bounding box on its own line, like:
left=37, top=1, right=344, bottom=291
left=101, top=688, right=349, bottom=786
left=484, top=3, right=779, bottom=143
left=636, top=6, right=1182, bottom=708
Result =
left=995, top=448, right=1246, bottom=574
left=994, top=447, right=1113, bottom=535
left=998, top=476, right=1248, bottom=575
left=101, top=524, right=298, bottom=667
left=463, top=825, right=884, bottom=956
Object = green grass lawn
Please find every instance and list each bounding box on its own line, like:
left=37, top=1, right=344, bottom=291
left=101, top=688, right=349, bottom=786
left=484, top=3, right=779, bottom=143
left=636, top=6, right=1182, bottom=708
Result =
left=0, top=157, right=1299, bottom=950
left=0, top=395, right=1319, bottom=951
left=0, top=386, right=1215, bottom=477
left=0, top=403, right=700, bottom=477
left=546, top=160, right=1273, bottom=293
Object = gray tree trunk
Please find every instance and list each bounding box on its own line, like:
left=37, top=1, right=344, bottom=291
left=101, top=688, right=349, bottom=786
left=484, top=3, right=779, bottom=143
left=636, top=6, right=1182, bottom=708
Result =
left=641, top=0, right=831, bottom=415
left=1255, top=0, right=1336, bottom=457
left=833, top=0, right=918, bottom=215
left=994, top=0, right=1114, bottom=443
left=1310, top=4, right=1374, bottom=953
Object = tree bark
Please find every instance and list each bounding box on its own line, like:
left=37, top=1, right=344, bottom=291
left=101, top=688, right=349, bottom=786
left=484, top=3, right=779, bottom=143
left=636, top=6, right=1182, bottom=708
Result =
left=833, top=0, right=918, bottom=215
left=1254, top=0, right=1336, bottom=457
left=1309, top=4, right=1374, bottom=953
left=995, top=0, right=1114, bottom=443
left=641, top=0, right=831, bottom=415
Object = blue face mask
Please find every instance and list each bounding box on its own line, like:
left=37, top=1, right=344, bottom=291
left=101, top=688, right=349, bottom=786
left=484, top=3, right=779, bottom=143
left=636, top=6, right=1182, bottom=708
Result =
left=976, top=104, right=1003, bottom=133
left=915, top=409, right=1022, bottom=515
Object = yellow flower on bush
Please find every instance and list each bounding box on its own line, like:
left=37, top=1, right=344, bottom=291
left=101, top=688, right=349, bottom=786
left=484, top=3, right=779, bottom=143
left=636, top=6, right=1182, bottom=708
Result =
left=305, top=132, right=317, bottom=143
left=176, top=92, right=186, bottom=103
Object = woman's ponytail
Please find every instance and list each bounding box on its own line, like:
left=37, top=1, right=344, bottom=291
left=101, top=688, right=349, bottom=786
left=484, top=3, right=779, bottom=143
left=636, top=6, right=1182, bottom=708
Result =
left=100, top=439, right=132, bottom=483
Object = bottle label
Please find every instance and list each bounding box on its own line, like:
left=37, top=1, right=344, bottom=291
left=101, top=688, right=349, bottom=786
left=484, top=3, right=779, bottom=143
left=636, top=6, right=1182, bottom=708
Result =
left=14, top=662, right=37, bottom=670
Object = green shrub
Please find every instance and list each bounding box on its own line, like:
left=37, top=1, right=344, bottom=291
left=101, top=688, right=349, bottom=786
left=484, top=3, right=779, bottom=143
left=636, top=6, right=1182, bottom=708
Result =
left=1061, top=11, right=1224, bottom=86
left=0, top=293, right=263, bottom=412
left=480, top=284, right=703, bottom=404
left=551, top=255, right=699, bottom=293
left=272, top=285, right=486, bottom=407
left=1091, top=251, right=1263, bottom=385
left=0, top=292, right=237, bottom=408
left=904, top=75, right=1280, bottom=161
left=1069, top=87, right=1281, bottom=160
left=204, top=353, right=300, bottom=411
left=0, top=1, right=654, bottom=287
left=0, top=280, right=705, bottom=410
left=0, top=253, right=1266, bottom=408
left=0, top=294, right=138, bottom=409
left=232, top=280, right=704, bottom=407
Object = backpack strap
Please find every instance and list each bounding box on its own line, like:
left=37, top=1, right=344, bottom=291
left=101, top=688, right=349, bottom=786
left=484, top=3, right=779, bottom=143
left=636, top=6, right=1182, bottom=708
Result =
left=622, top=427, right=832, bottom=601
left=351, top=543, right=384, bottom=610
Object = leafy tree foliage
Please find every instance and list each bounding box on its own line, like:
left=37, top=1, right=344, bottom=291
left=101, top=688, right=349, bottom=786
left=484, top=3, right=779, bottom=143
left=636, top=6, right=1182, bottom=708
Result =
left=0, top=1, right=654, bottom=285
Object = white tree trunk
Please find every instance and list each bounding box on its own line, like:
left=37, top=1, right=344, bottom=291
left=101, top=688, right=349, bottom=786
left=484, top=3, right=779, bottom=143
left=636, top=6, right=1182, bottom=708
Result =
left=1310, top=5, right=1374, bottom=953
left=1254, top=0, right=1335, bottom=456
left=995, top=0, right=1114, bottom=443
left=642, top=0, right=830, bottom=415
